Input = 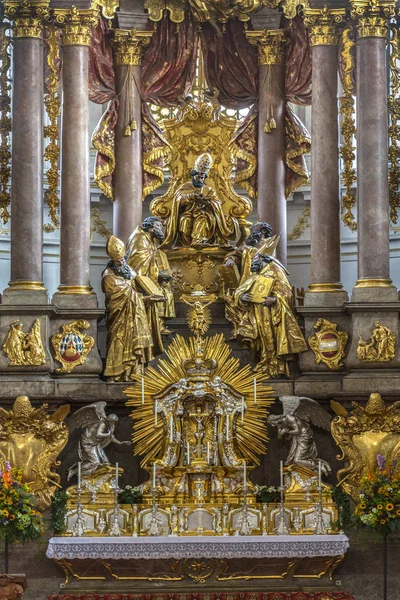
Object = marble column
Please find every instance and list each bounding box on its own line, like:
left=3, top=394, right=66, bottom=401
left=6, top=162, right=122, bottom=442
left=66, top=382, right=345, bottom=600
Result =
left=3, top=4, right=47, bottom=303
left=352, top=0, right=396, bottom=299
left=246, top=30, right=288, bottom=265
left=304, top=8, right=348, bottom=305
left=112, top=29, right=152, bottom=243
left=54, top=8, right=97, bottom=304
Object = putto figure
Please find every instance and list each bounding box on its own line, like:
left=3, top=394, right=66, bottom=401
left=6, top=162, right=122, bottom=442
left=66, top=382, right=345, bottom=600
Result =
left=126, top=216, right=175, bottom=337
left=102, top=235, right=155, bottom=381
left=234, top=254, right=307, bottom=378
left=268, top=396, right=332, bottom=476
left=67, top=402, right=130, bottom=480
left=162, top=153, right=240, bottom=248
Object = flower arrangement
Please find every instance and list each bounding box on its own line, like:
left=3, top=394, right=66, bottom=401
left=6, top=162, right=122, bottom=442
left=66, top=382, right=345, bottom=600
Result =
left=254, top=485, right=280, bottom=503
left=0, top=462, right=44, bottom=546
left=354, top=454, right=400, bottom=534
left=118, top=485, right=142, bottom=504
left=49, top=490, right=69, bottom=535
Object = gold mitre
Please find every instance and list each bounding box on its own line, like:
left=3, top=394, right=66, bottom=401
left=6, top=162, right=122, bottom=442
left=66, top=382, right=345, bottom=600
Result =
left=259, top=234, right=280, bottom=257
left=106, top=235, right=126, bottom=261
left=194, top=152, right=213, bottom=174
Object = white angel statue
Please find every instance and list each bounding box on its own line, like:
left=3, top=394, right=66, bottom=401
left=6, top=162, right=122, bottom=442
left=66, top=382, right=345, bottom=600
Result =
left=268, top=396, right=332, bottom=476
left=67, top=401, right=131, bottom=481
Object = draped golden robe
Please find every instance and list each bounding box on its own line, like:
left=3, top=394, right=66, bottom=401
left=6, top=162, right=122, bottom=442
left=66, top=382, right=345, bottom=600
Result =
left=102, top=267, right=153, bottom=381
left=234, top=261, right=307, bottom=378
left=224, top=235, right=279, bottom=337
left=163, top=182, right=239, bottom=248
left=126, top=227, right=175, bottom=318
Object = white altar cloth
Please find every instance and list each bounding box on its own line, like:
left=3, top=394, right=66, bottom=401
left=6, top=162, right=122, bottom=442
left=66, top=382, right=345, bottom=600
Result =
left=46, top=534, right=349, bottom=561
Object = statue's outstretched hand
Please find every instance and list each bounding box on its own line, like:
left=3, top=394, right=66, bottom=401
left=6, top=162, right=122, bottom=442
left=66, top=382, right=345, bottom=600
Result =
left=240, top=293, right=252, bottom=303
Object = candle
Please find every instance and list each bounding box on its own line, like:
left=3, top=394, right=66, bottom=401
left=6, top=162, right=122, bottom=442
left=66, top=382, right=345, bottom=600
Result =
left=318, top=459, right=321, bottom=487
left=280, top=460, right=283, bottom=489
left=154, top=399, right=158, bottom=426
left=243, top=460, right=246, bottom=488
left=241, top=397, right=244, bottom=423
left=77, top=461, right=81, bottom=489
left=170, top=415, right=174, bottom=443
left=152, top=461, right=156, bottom=488
left=207, top=442, right=210, bottom=464
left=226, top=414, right=229, bottom=441
left=141, top=377, right=145, bottom=404
left=253, top=377, right=257, bottom=404
left=187, top=442, right=190, bottom=464
left=115, top=462, right=119, bottom=488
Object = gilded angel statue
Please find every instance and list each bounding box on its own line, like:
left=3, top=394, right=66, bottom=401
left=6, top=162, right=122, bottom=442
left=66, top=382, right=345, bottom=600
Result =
left=268, top=396, right=332, bottom=476
left=67, top=402, right=131, bottom=481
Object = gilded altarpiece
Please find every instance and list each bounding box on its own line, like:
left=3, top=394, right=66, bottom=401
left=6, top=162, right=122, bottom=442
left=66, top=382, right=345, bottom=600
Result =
left=150, top=96, right=252, bottom=296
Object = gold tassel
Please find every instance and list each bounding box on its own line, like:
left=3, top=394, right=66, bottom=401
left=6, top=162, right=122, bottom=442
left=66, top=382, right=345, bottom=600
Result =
left=124, top=125, right=132, bottom=136
left=264, top=121, right=271, bottom=133
left=130, top=119, right=137, bottom=131
left=269, top=117, right=276, bottom=130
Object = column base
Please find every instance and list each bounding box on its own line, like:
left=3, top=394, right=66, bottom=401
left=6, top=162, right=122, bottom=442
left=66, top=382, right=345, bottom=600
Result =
left=2, top=282, right=48, bottom=305
left=351, top=279, right=398, bottom=302
left=52, top=289, right=98, bottom=309
left=304, top=283, right=348, bottom=307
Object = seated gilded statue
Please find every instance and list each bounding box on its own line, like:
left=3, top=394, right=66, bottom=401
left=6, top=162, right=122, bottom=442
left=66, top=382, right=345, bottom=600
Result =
left=234, top=254, right=307, bottom=378
left=126, top=216, right=175, bottom=336
left=102, top=236, right=163, bottom=381
left=162, top=153, right=240, bottom=248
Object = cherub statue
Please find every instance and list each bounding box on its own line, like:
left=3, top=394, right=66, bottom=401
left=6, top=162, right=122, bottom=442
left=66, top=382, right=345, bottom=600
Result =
left=268, top=396, right=332, bottom=476
left=67, top=402, right=131, bottom=481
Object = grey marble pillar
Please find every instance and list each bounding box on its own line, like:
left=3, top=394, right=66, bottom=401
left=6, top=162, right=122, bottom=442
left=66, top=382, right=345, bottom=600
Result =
left=3, top=15, right=47, bottom=303
left=304, top=9, right=348, bottom=305
left=112, top=29, right=152, bottom=243
left=355, top=36, right=391, bottom=288
left=54, top=11, right=96, bottom=305
left=247, top=30, right=288, bottom=266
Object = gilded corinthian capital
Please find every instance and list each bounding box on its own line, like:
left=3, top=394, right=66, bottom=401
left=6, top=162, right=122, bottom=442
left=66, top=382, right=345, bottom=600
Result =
left=55, top=5, right=98, bottom=46
left=303, top=7, right=346, bottom=46
left=246, top=29, right=289, bottom=65
left=111, top=28, right=153, bottom=66
left=350, top=0, right=395, bottom=38
left=4, top=0, right=50, bottom=38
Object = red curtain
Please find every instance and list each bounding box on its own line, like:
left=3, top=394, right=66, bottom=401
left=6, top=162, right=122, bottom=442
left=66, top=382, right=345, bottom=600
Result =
left=201, top=19, right=258, bottom=109
left=142, top=14, right=198, bottom=107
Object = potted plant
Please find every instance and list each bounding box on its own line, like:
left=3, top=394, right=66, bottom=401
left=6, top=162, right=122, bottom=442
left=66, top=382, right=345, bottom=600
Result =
left=118, top=485, right=142, bottom=505
left=254, top=485, right=280, bottom=504
left=0, top=462, right=44, bottom=574
left=353, top=454, right=400, bottom=600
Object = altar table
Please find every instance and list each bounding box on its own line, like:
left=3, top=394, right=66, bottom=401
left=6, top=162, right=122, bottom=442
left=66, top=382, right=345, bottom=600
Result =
left=46, top=534, right=349, bottom=561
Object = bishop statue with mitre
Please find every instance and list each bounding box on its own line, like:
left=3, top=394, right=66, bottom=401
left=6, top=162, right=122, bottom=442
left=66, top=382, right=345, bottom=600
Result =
left=162, top=152, right=240, bottom=248
left=101, top=235, right=154, bottom=381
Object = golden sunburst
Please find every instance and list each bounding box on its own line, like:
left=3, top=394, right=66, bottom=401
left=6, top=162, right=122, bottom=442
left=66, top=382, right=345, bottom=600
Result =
left=124, top=333, right=274, bottom=468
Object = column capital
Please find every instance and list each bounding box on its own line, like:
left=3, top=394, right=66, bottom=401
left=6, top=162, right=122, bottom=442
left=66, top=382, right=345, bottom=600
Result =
left=4, top=0, right=50, bottom=38
left=55, top=6, right=98, bottom=46
left=303, top=7, right=346, bottom=46
left=111, top=28, right=153, bottom=66
left=246, top=29, right=289, bottom=65
left=350, top=0, right=395, bottom=38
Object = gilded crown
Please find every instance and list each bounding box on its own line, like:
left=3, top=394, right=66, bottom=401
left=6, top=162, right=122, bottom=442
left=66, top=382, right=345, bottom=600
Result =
left=194, top=152, right=213, bottom=174
left=106, top=235, right=126, bottom=261
left=182, top=346, right=217, bottom=382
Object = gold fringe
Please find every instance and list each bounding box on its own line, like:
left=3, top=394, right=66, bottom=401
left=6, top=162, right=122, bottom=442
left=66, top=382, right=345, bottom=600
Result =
left=284, top=120, right=311, bottom=198
left=0, top=19, right=12, bottom=224
left=43, top=25, right=61, bottom=232
left=339, top=25, right=357, bottom=231
left=142, top=122, right=170, bottom=198
left=288, top=203, right=311, bottom=241
left=388, top=24, right=400, bottom=224
left=92, top=106, right=116, bottom=200
left=230, top=113, right=257, bottom=199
